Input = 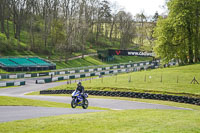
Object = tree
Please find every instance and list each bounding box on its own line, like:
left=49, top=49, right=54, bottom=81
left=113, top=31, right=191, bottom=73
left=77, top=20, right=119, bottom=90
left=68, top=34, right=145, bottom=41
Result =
left=135, top=11, right=147, bottom=47
left=117, top=11, right=136, bottom=49
left=11, top=0, right=27, bottom=41
left=95, top=0, right=111, bottom=45
left=153, top=17, right=180, bottom=64
left=109, top=2, right=119, bottom=41
left=154, top=0, right=200, bottom=64
left=0, top=0, right=11, bottom=39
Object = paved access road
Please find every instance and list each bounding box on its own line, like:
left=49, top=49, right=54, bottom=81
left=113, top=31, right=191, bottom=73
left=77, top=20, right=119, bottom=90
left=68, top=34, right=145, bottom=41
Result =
left=0, top=80, right=190, bottom=123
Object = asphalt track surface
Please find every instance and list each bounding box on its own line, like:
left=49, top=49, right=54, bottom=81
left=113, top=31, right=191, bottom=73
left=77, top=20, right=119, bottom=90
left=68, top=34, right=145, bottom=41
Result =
left=0, top=80, right=191, bottom=123
left=0, top=106, right=103, bottom=123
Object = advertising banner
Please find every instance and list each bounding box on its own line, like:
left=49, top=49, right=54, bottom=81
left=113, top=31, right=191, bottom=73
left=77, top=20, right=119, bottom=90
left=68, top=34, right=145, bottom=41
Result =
left=108, top=49, right=154, bottom=57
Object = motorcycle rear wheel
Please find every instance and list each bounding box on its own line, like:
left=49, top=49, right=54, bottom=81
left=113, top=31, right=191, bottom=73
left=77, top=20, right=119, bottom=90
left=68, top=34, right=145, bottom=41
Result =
left=71, top=99, right=77, bottom=108
left=82, top=99, right=89, bottom=109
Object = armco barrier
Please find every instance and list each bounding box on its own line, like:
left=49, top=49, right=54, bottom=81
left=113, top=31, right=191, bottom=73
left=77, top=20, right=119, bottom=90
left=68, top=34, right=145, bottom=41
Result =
left=0, top=60, right=163, bottom=79
left=36, top=65, right=148, bottom=84
left=0, top=81, right=26, bottom=87
left=36, top=68, right=130, bottom=84
left=40, top=90, right=200, bottom=105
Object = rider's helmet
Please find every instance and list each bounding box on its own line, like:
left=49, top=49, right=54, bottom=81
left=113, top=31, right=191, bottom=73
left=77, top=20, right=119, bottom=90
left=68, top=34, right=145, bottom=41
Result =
left=77, top=82, right=82, bottom=86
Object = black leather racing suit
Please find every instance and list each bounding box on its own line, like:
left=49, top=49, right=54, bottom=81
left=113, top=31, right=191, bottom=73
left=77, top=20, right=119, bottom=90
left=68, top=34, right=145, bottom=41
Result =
left=76, top=85, right=85, bottom=100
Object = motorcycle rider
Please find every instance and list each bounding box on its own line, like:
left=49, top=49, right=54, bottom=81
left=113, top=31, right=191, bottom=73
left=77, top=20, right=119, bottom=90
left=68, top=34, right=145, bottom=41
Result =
left=76, top=82, right=85, bottom=100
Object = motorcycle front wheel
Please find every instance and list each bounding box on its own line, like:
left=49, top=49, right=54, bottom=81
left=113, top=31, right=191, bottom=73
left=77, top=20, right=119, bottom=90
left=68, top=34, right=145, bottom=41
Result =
left=71, top=99, right=77, bottom=108
left=82, top=99, right=89, bottom=109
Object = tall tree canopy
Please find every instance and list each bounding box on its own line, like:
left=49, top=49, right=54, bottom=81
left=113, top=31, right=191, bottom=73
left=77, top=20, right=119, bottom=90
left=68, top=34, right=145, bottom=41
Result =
left=154, top=0, right=200, bottom=64
left=0, top=0, right=154, bottom=60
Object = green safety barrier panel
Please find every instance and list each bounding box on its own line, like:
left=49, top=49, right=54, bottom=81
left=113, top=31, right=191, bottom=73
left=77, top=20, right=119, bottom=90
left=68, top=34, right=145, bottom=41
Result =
left=31, top=73, right=37, bottom=77
left=17, top=74, right=24, bottom=78
left=6, top=82, right=14, bottom=86
left=1, top=75, right=7, bottom=79
left=84, top=69, right=89, bottom=72
left=55, top=72, right=60, bottom=75
left=66, top=71, right=70, bottom=74
left=80, top=74, right=86, bottom=78
left=58, top=77, right=64, bottom=80
left=20, top=81, right=26, bottom=85
left=90, top=73, right=95, bottom=76
left=69, top=75, right=75, bottom=79
left=101, top=72, right=105, bottom=75
left=109, top=70, right=113, bottom=73
left=44, top=78, right=52, bottom=83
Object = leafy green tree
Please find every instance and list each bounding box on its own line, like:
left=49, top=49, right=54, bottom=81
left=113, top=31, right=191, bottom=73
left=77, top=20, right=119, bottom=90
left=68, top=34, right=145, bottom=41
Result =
left=154, top=0, right=200, bottom=64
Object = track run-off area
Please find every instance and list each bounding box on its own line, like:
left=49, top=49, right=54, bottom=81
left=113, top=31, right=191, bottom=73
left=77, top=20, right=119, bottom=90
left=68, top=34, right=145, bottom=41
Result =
left=0, top=79, right=191, bottom=123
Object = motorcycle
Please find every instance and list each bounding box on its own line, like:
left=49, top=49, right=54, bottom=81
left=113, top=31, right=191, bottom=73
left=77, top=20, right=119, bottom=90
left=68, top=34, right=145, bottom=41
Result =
left=71, top=91, right=89, bottom=109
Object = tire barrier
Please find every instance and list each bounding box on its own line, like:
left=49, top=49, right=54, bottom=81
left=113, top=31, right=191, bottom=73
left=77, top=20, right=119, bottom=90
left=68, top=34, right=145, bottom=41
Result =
left=0, top=60, right=165, bottom=79
left=0, top=81, right=26, bottom=87
left=40, top=90, right=200, bottom=106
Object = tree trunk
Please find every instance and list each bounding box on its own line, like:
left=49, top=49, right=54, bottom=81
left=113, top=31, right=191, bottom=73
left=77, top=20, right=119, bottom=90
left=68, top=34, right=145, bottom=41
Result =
left=5, top=19, right=9, bottom=39
left=194, top=5, right=199, bottom=62
left=105, top=23, right=108, bottom=38
left=44, top=17, right=48, bottom=48
left=95, top=23, right=101, bottom=45
left=13, top=10, right=16, bottom=39
left=0, top=1, right=5, bottom=33
left=109, top=18, right=115, bottom=41
left=187, top=26, right=193, bottom=64
left=29, top=16, right=35, bottom=50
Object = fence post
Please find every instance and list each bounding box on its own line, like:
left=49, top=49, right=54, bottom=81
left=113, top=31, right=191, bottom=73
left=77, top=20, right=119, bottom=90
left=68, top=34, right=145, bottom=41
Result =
left=177, top=75, right=179, bottom=83
left=129, top=75, right=131, bottom=82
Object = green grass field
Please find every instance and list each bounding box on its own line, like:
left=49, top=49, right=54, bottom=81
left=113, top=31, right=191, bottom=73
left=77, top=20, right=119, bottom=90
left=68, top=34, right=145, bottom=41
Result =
left=0, top=96, right=69, bottom=108
left=55, top=56, right=106, bottom=69
left=54, top=56, right=152, bottom=69
left=50, top=63, right=200, bottom=98
left=0, top=109, right=199, bottom=133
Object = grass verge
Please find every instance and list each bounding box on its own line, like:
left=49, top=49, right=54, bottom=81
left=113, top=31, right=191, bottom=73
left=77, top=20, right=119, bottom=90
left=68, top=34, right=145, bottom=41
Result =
left=0, top=109, right=199, bottom=133
left=0, top=96, right=70, bottom=108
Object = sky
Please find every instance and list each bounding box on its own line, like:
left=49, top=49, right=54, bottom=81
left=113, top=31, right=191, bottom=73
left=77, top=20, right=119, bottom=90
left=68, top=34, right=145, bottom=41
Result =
left=110, top=0, right=167, bottom=16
